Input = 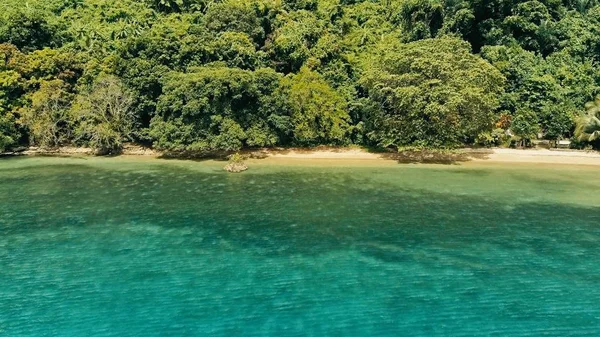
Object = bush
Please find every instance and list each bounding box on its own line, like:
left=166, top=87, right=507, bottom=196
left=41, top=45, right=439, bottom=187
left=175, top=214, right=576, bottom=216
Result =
left=476, top=128, right=509, bottom=147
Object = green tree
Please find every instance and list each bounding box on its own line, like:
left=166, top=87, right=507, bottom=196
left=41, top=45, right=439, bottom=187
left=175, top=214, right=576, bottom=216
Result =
left=511, top=108, right=540, bottom=141
left=60, top=0, right=154, bottom=54
left=209, top=32, right=260, bottom=69
left=145, top=0, right=219, bottom=13
left=503, top=1, right=558, bottom=55
left=0, top=70, right=23, bottom=151
left=269, top=11, right=325, bottom=72
left=146, top=0, right=186, bottom=13
left=21, top=79, right=74, bottom=147
left=150, top=66, right=281, bottom=152
left=360, top=37, right=505, bottom=148
left=539, top=103, right=577, bottom=140
left=575, top=96, right=600, bottom=142
left=204, top=0, right=270, bottom=45
left=394, top=0, right=444, bottom=42
left=482, top=46, right=597, bottom=140
left=277, top=67, right=350, bottom=145
left=0, top=5, right=61, bottom=51
left=0, top=113, right=18, bottom=152
left=283, top=0, right=318, bottom=11
left=71, top=75, right=134, bottom=154
left=3, top=0, right=600, bottom=154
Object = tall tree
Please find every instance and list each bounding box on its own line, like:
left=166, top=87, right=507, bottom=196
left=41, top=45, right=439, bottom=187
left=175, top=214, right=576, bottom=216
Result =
left=360, top=37, right=505, bottom=148
left=20, top=80, right=74, bottom=147
left=277, top=67, right=351, bottom=145
left=71, top=75, right=134, bottom=154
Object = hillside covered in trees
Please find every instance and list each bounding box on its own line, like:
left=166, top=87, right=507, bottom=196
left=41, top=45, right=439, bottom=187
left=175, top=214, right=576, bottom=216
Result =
left=2, top=0, right=600, bottom=154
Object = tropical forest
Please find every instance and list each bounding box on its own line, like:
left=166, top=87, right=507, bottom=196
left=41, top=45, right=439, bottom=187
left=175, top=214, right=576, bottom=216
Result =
left=2, top=0, right=600, bottom=155
left=4, top=2, right=600, bottom=335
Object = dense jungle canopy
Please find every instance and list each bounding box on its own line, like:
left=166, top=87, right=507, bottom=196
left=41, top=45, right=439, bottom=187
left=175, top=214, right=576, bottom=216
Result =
left=2, top=0, right=600, bottom=154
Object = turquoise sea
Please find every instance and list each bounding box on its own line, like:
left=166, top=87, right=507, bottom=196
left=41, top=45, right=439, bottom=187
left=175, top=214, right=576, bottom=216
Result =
left=1, top=156, right=599, bottom=336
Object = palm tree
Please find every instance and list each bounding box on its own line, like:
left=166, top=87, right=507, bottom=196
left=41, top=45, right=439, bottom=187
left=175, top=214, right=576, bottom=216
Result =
left=575, top=96, right=600, bottom=142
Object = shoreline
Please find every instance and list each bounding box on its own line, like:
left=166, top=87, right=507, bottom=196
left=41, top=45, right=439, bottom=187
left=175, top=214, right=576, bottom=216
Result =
left=251, top=148, right=600, bottom=167
left=3, top=146, right=600, bottom=167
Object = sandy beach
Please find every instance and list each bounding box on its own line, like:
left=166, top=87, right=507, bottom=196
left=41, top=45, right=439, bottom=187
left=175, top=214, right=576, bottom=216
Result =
left=5, top=146, right=600, bottom=167
left=252, top=147, right=600, bottom=167
left=471, top=148, right=600, bottom=166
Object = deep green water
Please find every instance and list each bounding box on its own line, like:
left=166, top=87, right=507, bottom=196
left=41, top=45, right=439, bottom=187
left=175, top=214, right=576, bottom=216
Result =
left=1, top=157, right=599, bottom=336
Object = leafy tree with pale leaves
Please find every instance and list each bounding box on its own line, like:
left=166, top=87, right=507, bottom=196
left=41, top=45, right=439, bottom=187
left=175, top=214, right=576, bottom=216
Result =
left=71, top=75, right=135, bottom=154
left=20, top=79, right=74, bottom=147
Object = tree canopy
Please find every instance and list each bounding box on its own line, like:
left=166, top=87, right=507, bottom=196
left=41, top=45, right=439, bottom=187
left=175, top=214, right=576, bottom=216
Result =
left=361, top=37, right=504, bottom=148
left=2, top=0, right=600, bottom=153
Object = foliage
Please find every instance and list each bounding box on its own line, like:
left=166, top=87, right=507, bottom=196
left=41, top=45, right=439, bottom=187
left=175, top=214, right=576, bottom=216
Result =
left=71, top=75, right=134, bottom=153
left=20, top=80, right=74, bottom=147
left=575, top=96, right=600, bottom=143
left=224, top=151, right=248, bottom=172
left=228, top=152, right=244, bottom=164
left=481, top=45, right=598, bottom=140
left=269, top=11, right=325, bottom=73
left=0, top=5, right=63, bottom=51
left=0, top=113, right=18, bottom=152
left=205, top=0, right=270, bottom=45
left=511, top=108, right=540, bottom=140
left=278, top=67, right=350, bottom=145
left=395, top=0, right=444, bottom=42
left=476, top=128, right=510, bottom=147
left=2, top=0, right=600, bottom=152
left=150, top=66, right=281, bottom=152
left=360, top=37, right=505, bottom=148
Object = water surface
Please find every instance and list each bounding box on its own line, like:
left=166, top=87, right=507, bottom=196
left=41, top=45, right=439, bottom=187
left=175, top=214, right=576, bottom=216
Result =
left=1, top=157, right=599, bottom=336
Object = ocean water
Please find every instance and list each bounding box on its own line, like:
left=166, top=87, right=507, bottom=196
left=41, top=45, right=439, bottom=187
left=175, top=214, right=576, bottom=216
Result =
left=1, top=156, right=599, bottom=336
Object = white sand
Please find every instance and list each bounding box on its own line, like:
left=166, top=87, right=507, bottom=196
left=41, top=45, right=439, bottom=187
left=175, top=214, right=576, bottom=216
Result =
left=476, top=148, right=600, bottom=166
left=255, top=148, right=600, bottom=166
left=9, top=146, right=600, bottom=167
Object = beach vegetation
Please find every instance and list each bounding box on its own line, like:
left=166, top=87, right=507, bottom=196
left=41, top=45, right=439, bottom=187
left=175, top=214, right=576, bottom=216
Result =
left=71, top=74, right=135, bottom=154
left=2, top=0, right=600, bottom=153
left=576, top=96, right=600, bottom=143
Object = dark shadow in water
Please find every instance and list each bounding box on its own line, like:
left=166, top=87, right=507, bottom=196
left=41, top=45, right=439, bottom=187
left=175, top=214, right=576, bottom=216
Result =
left=2, top=163, right=600, bottom=337
left=2, top=162, right=599, bottom=262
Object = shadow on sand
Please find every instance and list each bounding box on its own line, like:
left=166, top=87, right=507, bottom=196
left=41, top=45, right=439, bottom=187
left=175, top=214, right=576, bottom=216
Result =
left=378, top=149, right=493, bottom=165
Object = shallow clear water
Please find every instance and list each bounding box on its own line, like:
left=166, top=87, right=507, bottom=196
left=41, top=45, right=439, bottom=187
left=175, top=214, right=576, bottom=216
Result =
left=1, top=157, right=599, bottom=336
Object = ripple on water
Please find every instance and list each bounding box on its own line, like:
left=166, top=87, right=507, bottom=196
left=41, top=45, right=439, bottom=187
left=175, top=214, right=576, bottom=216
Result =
left=0, top=157, right=599, bottom=336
